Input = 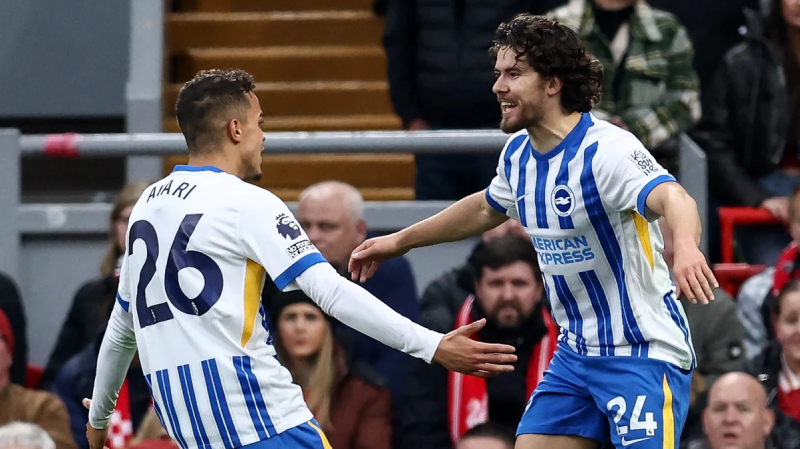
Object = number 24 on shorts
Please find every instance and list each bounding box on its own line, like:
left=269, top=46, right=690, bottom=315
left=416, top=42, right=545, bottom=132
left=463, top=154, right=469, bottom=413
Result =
left=606, top=395, right=658, bottom=437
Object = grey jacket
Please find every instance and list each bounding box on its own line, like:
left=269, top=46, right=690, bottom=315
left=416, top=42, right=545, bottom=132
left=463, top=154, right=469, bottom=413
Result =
left=681, top=287, right=746, bottom=386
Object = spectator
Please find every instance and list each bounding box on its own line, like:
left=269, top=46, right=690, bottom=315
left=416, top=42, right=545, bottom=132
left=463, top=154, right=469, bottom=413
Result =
left=0, top=310, right=75, bottom=449
left=39, top=181, right=151, bottom=388
left=685, top=372, right=775, bottom=449
left=691, top=0, right=800, bottom=265
left=395, top=235, right=558, bottom=449
left=271, top=290, right=392, bottom=449
left=456, top=422, right=515, bottom=449
left=420, top=219, right=529, bottom=334
left=50, top=327, right=149, bottom=449
left=649, top=0, right=760, bottom=102
left=749, top=280, right=800, bottom=447
left=548, top=0, right=701, bottom=167
left=0, top=274, right=27, bottom=387
left=737, top=184, right=800, bottom=360
left=127, top=409, right=177, bottom=449
left=660, top=217, right=747, bottom=442
left=382, top=0, right=566, bottom=200
left=0, top=423, right=55, bottom=449
left=295, top=181, right=420, bottom=400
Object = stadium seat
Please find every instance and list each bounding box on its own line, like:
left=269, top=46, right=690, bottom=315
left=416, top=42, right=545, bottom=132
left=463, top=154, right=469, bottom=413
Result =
left=712, top=263, right=768, bottom=297
left=718, top=207, right=783, bottom=263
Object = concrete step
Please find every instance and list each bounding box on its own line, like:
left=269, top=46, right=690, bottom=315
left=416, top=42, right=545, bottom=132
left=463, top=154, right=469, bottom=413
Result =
left=168, top=11, right=382, bottom=51
left=164, top=81, right=394, bottom=116
left=175, top=46, right=386, bottom=82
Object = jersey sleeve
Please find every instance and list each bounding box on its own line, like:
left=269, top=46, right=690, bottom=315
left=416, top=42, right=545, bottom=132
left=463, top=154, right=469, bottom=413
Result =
left=115, top=249, right=133, bottom=315
left=237, top=189, right=327, bottom=291
left=593, top=135, right=677, bottom=221
left=485, top=134, right=523, bottom=220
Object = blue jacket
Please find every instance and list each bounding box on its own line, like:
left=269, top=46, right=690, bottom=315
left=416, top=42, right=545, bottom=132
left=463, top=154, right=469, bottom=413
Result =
left=50, top=331, right=150, bottom=449
left=354, top=256, right=421, bottom=400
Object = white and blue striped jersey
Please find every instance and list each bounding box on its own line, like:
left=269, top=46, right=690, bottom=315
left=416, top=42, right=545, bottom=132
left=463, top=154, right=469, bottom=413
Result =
left=486, top=113, right=695, bottom=371
left=114, top=165, right=326, bottom=449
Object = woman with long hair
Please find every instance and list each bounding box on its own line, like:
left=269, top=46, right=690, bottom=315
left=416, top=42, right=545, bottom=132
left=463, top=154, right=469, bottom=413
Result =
left=271, top=290, right=392, bottom=449
left=38, top=181, right=151, bottom=388
left=691, top=0, right=800, bottom=265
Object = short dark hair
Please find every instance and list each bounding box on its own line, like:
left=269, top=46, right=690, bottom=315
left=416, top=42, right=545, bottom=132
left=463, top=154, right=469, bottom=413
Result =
left=491, top=14, right=603, bottom=113
left=460, top=422, right=515, bottom=448
left=468, top=234, right=541, bottom=281
left=175, top=69, right=257, bottom=154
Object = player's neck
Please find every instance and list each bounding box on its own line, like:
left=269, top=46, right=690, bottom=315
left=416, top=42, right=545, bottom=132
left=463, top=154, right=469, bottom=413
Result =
left=187, top=150, right=241, bottom=178
left=526, top=111, right=583, bottom=154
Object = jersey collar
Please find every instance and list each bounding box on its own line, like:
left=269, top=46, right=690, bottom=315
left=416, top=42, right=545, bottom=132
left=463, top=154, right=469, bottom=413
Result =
left=171, top=165, right=224, bottom=173
left=529, top=112, right=594, bottom=161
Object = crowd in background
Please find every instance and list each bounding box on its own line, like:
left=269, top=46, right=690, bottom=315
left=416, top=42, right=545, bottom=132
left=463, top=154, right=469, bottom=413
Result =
left=2, top=0, right=800, bottom=449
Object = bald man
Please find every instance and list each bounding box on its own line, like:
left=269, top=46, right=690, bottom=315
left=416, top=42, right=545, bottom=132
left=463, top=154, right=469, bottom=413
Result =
left=296, top=181, right=421, bottom=400
left=697, top=372, right=774, bottom=449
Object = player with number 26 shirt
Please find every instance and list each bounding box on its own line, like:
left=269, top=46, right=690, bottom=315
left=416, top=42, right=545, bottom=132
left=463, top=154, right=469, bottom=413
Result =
left=84, top=69, right=517, bottom=449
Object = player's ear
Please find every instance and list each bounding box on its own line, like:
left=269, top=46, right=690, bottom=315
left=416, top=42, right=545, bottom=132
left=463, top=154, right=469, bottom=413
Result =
left=228, top=119, right=243, bottom=143
left=546, top=76, right=563, bottom=96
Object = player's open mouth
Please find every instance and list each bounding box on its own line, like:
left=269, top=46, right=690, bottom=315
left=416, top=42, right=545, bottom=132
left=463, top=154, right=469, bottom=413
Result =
left=501, top=101, right=517, bottom=114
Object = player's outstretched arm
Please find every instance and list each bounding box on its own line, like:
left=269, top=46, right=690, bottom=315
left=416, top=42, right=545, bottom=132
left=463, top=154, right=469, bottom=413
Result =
left=349, top=190, right=508, bottom=282
left=646, top=182, right=719, bottom=304
left=84, top=302, right=137, bottom=449
left=295, top=263, right=517, bottom=377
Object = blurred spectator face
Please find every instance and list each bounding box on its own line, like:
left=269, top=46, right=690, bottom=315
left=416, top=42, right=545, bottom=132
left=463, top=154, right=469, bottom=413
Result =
left=474, top=261, right=542, bottom=330
left=298, top=184, right=367, bottom=270
left=277, top=303, right=328, bottom=360
left=114, top=205, right=133, bottom=253
left=0, top=338, right=9, bottom=385
left=783, top=0, right=800, bottom=28
left=457, top=436, right=512, bottom=449
left=774, top=290, right=800, bottom=364
left=482, top=220, right=528, bottom=242
left=702, top=373, right=773, bottom=449
left=493, top=48, right=547, bottom=134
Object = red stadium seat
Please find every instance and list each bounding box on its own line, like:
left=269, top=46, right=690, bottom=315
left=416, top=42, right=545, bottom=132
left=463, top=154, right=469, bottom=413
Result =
left=712, top=263, right=768, bottom=297
left=718, top=207, right=784, bottom=263
left=25, top=363, right=43, bottom=389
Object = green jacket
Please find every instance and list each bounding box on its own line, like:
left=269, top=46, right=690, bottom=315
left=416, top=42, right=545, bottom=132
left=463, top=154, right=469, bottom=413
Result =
left=548, top=0, right=701, bottom=149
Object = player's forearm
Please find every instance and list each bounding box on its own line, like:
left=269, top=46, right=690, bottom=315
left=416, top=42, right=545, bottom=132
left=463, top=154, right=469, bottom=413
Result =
left=661, top=187, right=702, bottom=249
left=295, top=264, right=443, bottom=363
left=88, top=304, right=137, bottom=429
left=396, top=191, right=507, bottom=251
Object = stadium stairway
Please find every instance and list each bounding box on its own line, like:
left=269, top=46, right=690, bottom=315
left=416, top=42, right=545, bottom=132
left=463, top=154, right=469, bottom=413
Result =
left=163, top=0, right=415, bottom=200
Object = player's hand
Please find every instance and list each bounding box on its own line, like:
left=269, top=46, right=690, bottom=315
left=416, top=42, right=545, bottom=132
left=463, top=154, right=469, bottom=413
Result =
left=82, top=398, right=110, bottom=449
left=433, top=318, right=517, bottom=378
left=349, top=234, right=407, bottom=282
left=673, top=240, right=718, bottom=305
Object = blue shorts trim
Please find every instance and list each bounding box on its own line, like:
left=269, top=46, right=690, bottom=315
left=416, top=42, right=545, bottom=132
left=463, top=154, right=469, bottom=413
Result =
left=241, top=420, right=331, bottom=449
left=517, top=348, right=692, bottom=449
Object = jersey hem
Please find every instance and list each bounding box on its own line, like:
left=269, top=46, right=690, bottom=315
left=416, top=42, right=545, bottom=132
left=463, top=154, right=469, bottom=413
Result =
left=274, top=253, right=327, bottom=290
left=484, top=189, right=508, bottom=214
left=636, top=174, right=676, bottom=218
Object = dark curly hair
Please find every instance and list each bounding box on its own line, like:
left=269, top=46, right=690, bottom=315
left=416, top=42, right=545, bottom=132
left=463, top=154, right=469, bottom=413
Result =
left=175, top=69, right=257, bottom=154
left=491, top=14, right=603, bottom=113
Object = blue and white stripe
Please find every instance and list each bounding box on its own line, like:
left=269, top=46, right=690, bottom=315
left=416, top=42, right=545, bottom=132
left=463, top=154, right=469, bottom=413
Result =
left=233, top=356, right=276, bottom=439
left=201, top=359, right=241, bottom=449
left=178, top=364, right=211, bottom=449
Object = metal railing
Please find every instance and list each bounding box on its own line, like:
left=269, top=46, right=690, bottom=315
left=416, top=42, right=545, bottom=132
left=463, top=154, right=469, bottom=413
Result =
left=0, top=129, right=708, bottom=280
